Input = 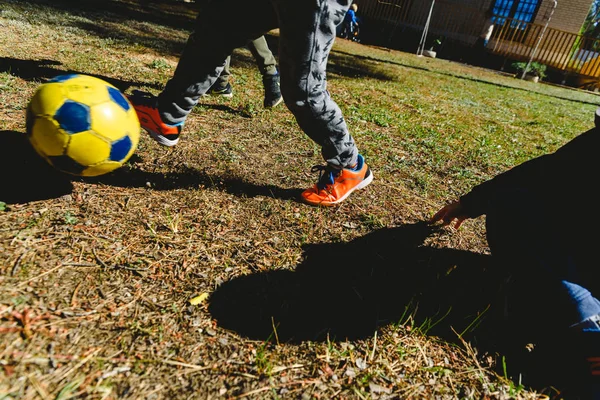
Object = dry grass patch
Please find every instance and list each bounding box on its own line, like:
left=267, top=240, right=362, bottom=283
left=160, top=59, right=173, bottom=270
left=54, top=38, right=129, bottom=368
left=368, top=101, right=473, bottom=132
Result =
left=2, top=0, right=597, bottom=399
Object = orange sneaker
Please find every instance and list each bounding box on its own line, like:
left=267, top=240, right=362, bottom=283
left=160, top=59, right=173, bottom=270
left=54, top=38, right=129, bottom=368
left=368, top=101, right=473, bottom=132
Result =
left=301, top=154, right=373, bottom=206
left=128, top=90, right=183, bottom=147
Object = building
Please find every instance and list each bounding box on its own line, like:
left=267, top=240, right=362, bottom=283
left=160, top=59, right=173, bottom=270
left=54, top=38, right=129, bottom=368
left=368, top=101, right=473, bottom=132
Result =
left=356, top=0, right=599, bottom=88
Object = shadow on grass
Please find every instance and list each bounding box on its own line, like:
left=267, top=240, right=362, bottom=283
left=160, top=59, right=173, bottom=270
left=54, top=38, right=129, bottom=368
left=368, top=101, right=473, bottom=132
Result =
left=91, top=163, right=301, bottom=201
left=330, top=49, right=600, bottom=106
left=0, top=129, right=299, bottom=203
left=196, top=103, right=257, bottom=118
left=209, top=222, right=503, bottom=344
left=208, top=221, right=586, bottom=397
left=22, top=0, right=199, bottom=29
left=7, top=0, right=406, bottom=85
left=0, top=57, right=162, bottom=92
left=0, top=131, right=73, bottom=204
left=7, top=0, right=197, bottom=57
left=327, top=51, right=409, bottom=81
left=72, top=19, right=187, bottom=58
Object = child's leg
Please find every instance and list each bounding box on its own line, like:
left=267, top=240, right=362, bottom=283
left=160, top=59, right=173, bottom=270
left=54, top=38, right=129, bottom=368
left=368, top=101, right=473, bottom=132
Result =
left=249, top=35, right=282, bottom=108
left=248, top=36, right=278, bottom=77
left=212, top=56, right=232, bottom=90
left=157, top=0, right=277, bottom=125
left=274, top=0, right=357, bottom=169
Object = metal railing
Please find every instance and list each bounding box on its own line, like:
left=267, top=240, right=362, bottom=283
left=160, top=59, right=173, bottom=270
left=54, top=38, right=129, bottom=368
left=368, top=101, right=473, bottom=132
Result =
left=359, top=0, right=482, bottom=41
left=489, top=17, right=600, bottom=86
left=358, top=0, right=600, bottom=88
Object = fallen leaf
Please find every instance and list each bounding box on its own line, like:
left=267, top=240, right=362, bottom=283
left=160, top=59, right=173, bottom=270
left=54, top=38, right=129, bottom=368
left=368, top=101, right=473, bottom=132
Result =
left=189, top=293, right=209, bottom=305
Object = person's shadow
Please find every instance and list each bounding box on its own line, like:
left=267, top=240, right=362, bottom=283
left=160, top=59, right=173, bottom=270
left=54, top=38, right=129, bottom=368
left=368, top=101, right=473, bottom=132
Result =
left=0, top=57, right=163, bottom=93
left=208, top=222, right=505, bottom=345
left=208, top=222, right=586, bottom=397
left=0, top=131, right=73, bottom=204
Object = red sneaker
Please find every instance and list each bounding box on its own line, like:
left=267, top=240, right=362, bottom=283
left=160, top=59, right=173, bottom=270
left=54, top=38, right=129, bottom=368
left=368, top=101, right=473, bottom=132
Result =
left=128, top=91, right=183, bottom=147
left=301, top=154, right=373, bottom=206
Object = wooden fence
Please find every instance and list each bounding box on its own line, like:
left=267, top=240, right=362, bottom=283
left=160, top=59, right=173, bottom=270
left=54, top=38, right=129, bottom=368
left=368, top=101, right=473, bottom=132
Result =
left=488, top=18, right=600, bottom=88
left=357, top=0, right=600, bottom=89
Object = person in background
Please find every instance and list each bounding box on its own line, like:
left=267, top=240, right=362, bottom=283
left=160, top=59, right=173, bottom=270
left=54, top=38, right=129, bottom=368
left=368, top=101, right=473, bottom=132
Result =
left=206, top=36, right=283, bottom=108
left=471, top=9, right=494, bottom=65
left=430, top=108, right=600, bottom=399
left=128, top=0, right=373, bottom=207
left=340, top=3, right=359, bottom=41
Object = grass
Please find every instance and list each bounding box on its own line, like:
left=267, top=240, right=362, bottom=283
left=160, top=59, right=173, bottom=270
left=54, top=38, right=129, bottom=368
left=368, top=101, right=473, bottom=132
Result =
left=1, top=0, right=599, bottom=398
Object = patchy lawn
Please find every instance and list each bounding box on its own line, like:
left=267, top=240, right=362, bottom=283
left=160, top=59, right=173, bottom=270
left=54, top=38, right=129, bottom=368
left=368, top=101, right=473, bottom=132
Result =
left=1, top=0, right=598, bottom=398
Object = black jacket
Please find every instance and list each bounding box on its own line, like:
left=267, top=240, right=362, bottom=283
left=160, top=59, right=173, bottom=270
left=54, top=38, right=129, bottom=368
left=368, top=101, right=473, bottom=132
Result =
left=460, top=121, right=599, bottom=225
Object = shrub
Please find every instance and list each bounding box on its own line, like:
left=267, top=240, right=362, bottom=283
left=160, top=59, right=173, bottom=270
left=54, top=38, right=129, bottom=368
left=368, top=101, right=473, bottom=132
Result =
left=512, top=61, right=547, bottom=79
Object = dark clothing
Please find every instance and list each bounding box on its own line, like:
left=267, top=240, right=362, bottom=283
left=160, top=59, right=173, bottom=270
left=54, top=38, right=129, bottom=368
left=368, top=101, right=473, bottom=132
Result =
left=485, top=187, right=599, bottom=326
left=435, top=109, right=600, bottom=399
left=213, top=36, right=278, bottom=89
left=470, top=17, right=493, bottom=65
left=485, top=186, right=600, bottom=398
left=340, top=8, right=358, bottom=40
left=460, top=126, right=598, bottom=229
left=344, top=8, right=357, bottom=26
left=459, top=121, right=600, bottom=326
left=156, top=0, right=359, bottom=169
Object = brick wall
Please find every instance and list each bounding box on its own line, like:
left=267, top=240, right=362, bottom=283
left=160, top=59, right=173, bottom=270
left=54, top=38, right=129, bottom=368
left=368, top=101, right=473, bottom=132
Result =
left=358, top=0, right=593, bottom=38
left=355, top=0, right=598, bottom=80
left=536, top=0, right=592, bottom=33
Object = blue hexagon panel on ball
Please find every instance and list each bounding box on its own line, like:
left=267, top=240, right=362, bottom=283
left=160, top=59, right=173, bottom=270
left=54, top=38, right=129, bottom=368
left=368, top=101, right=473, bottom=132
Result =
left=25, top=74, right=141, bottom=177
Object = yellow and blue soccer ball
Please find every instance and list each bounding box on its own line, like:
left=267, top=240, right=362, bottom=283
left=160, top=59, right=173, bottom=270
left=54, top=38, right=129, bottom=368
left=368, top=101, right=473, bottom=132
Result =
left=26, top=74, right=140, bottom=177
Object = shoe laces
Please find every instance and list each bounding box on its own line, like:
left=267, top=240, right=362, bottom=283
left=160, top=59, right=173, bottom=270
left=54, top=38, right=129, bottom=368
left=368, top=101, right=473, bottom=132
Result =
left=311, top=165, right=340, bottom=191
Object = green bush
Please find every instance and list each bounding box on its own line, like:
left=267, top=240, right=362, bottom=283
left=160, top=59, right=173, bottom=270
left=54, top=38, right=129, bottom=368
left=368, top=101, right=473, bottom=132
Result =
left=512, top=61, right=547, bottom=79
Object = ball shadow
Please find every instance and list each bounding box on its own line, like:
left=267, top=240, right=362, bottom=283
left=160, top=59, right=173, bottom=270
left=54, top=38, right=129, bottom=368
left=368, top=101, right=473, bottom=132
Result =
left=0, top=131, right=73, bottom=204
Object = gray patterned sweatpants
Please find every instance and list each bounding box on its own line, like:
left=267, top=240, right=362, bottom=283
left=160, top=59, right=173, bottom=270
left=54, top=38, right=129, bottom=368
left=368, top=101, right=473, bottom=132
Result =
left=157, top=0, right=358, bottom=169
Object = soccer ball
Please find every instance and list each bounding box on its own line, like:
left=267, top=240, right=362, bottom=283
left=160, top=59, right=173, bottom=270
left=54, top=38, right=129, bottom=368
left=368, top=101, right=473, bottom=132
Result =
left=26, top=74, right=140, bottom=177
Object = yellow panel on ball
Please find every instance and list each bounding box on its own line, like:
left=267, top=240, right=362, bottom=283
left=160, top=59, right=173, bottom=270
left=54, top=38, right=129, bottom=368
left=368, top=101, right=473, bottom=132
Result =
left=67, top=131, right=111, bottom=166
left=123, top=107, right=141, bottom=149
left=90, top=102, right=133, bottom=141
left=29, top=116, right=69, bottom=157
left=28, top=83, right=66, bottom=116
left=82, top=161, right=123, bottom=177
left=63, top=75, right=111, bottom=107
